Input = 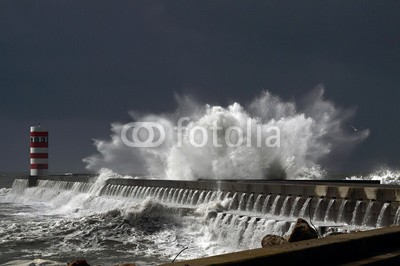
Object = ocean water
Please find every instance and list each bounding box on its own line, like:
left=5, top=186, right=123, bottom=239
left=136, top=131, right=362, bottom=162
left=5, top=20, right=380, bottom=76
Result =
left=0, top=176, right=203, bottom=265
left=1, top=170, right=398, bottom=266
left=0, top=171, right=289, bottom=265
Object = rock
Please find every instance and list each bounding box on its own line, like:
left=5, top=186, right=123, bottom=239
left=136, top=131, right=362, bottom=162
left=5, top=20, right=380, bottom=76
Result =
left=114, top=264, right=137, bottom=266
left=67, top=260, right=90, bottom=266
left=261, top=234, right=288, bottom=247
left=206, top=210, right=218, bottom=219
left=287, top=218, right=318, bottom=242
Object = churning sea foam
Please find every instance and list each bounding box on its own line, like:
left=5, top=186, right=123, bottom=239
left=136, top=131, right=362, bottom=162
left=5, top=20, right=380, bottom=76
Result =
left=84, top=86, right=369, bottom=180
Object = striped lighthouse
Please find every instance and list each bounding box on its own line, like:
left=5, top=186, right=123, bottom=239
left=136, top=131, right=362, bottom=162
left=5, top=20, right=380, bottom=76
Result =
left=29, top=125, right=48, bottom=186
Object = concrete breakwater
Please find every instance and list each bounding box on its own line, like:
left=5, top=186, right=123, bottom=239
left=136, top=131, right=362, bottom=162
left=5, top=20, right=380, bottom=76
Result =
left=36, top=175, right=400, bottom=229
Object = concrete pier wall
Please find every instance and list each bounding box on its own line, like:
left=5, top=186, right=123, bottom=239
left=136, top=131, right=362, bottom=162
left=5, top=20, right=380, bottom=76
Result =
left=37, top=175, right=400, bottom=227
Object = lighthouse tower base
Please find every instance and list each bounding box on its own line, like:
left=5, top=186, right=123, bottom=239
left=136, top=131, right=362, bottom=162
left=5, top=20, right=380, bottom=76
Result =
left=28, top=175, right=38, bottom=187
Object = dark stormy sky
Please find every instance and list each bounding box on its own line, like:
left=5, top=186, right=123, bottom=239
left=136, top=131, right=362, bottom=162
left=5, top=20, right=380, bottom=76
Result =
left=1, top=0, right=400, bottom=174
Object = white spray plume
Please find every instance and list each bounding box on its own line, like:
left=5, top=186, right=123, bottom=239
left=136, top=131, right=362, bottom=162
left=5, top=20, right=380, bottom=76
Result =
left=84, top=86, right=369, bottom=180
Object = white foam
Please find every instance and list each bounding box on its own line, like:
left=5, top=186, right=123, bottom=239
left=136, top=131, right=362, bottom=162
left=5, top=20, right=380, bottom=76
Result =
left=1, top=259, right=65, bottom=266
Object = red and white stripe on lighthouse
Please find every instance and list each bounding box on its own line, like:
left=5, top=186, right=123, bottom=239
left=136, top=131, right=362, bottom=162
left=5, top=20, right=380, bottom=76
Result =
left=30, top=125, right=48, bottom=176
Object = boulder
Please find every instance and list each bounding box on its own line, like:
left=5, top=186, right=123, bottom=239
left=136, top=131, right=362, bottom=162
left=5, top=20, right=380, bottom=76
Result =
left=287, top=218, right=318, bottom=242
left=261, top=234, right=288, bottom=247
left=205, top=210, right=218, bottom=219
left=67, top=260, right=90, bottom=266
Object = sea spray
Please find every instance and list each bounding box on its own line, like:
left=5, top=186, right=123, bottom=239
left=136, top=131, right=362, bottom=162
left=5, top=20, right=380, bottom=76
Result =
left=346, top=168, right=400, bottom=185
left=84, top=87, right=369, bottom=180
left=88, top=168, right=134, bottom=195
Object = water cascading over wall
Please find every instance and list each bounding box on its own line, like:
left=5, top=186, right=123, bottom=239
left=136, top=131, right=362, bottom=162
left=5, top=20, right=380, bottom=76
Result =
left=17, top=176, right=400, bottom=234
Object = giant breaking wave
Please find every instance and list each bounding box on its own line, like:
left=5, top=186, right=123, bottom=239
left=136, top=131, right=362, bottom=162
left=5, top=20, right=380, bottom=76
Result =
left=84, top=86, right=369, bottom=179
